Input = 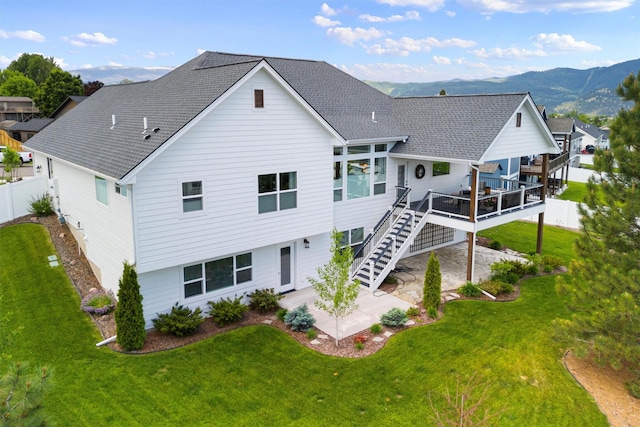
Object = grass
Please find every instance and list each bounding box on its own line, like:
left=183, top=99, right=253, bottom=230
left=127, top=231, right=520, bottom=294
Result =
left=0, top=223, right=607, bottom=426
left=557, top=181, right=588, bottom=203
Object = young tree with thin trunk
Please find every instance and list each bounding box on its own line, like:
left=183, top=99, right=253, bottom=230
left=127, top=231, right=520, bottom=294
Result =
left=556, top=71, right=640, bottom=394
left=115, top=262, right=146, bottom=351
left=309, top=229, right=360, bottom=346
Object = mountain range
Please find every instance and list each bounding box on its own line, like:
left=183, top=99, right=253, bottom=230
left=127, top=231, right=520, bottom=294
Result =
left=71, top=58, right=639, bottom=117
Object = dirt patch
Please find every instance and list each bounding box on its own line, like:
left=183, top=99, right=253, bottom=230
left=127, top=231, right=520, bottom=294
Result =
left=3, top=215, right=638, bottom=421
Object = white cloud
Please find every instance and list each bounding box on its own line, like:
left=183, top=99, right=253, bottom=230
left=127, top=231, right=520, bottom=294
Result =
left=0, top=55, right=14, bottom=68
left=142, top=50, right=175, bottom=59
left=53, top=57, right=68, bottom=68
left=326, top=27, right=388, bottom=46
left=457, top=0, right=634, bottom=13
left=197, top=48, right=206, bottom=55
left=445, top=10, right=456, bottom=17
left=532, top=33, right=601, bottom=52
left=433, top=55, right=451, bottom=64
left=320, top=2, right=337, bottom=16
left=365, top=36, right=477, bottom=56
left=313, top=15, right=341, bottom=27
left=472, top=46, right=546, bottom=60
left=108, top=61, right=123, bottom=66
left=82, top=64, right=94, bottom=69
left=67, top=32, right=117, bottom=47
left=359, top=11, right=421, bottom=23
left=0, top=29, right=46, bottom=42
left=376, top=0, right=446, bottom=12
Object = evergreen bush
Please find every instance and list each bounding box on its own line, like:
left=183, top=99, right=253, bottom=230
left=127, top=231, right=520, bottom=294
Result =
left=423, top=252, right=442, bottom=310
left=247, top=288, right=283, bottom=313
left=459, top=281, right=482, bottom=297
left=152, top=303, right=204, bottom=337
left=380, top=307, right=408, bottom=328
left=28, top=194, right=54, bottom=217
left=284, top=303, right=316, bottom=332
left=115, top=262, right=146, bottom=351
left=208, top=296, right=248, bottom=326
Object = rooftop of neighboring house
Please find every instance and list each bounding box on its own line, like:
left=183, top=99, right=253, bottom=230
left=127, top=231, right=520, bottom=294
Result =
left=8, top=118, right=55, bottom=132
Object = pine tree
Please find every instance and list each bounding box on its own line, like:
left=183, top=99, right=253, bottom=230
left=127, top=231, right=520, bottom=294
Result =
left=556, top=72, right=640, bottom=387
left=423, top=252, right=441, bottom=310
left=309, top=229, right=360, bottom=347
left=115, top=262, right=146, bottom=351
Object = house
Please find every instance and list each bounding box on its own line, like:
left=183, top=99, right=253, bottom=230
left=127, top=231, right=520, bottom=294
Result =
left=7, top=118, right=55, bottom=142
left=573, top=119, right=610, bottom=151
left=50, top=96, right=88, bottom=120
left=24, top=52, right=559, bottom=328
left=0, top=96, right=41, bottom=123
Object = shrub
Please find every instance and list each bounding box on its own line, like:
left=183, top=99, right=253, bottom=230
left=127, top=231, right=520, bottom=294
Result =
left=406, top=307, right=420, bottom=317
left=488, top=240, right=502, bottom=250
left=81, top=291, right=115, bottom=315
left=207, top=296, right=248, bottom=326
left=526, top=263, right=540, bottom=276
left=383, top=275, right=398, bottom=284
left=480, top=279, right=514, bottom=296
left=427, top=306, right=438, bottom=319
left=490, top=259, right=530, bottom=284
left=625, top=379, right=640, bottom=399
left=423, top=253, right=442, bottom=310
left=115, top=262, right=145, bottom=351
left=370, top=323, right=383, bottom=334
left=355, top=342, right=365, bottom=351
left=28, top=194, right=54, bottom=217
left=541, top=254, right=564, bottom=271
left=354, top=334, right=367, bottom=344
left=284, top=303, right=316, bottom=332
left=152, top=303, right=204, bottom=337
left=247, top=288, right=283, bottom=313
left=307, top=329, right=317, bottom=340
left=276, top=308, right=288, bottom=321
left=459, top=281, right=482, bottom=297
left=380, top=307, right=408, bottom=328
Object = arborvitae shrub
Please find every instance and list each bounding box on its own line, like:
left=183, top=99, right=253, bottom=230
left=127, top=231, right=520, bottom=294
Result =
left=115, top=262, right=146, bottom=351
left=208, top=296, right=248, bottom=326
left=152, top=303, right=204, bottom=337
left=423, top=253, right=442, bottom=310
left=284, top=303, right=316, bottom=332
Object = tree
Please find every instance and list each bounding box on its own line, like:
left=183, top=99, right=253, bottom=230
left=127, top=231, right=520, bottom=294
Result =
left=83, top=80, right=104, bottom=96
left=0, top=74, right=38, bottom=98
left=423, top=252, right=442, bottom=311
left=1, top=362, right=51, bottom=426
left=439, top=89, right=446, bottom=96
left=115, top=262, right=146, bottom=351
left=7, top=53, right=57, bottom=86
left=556, top=72, right=640, bottom=392
left=0, top=70, right=25, bottom=86
left=309, top=229, right=360, bottom=346
left=1, top=147, right=21, bottom=182
left=33, top=69, right=83, bottom=117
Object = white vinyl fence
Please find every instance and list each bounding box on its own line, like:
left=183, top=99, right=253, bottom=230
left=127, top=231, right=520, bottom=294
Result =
left=523, top=197, right=582, bottom=230
left=0, top=176, right=48, bottom=224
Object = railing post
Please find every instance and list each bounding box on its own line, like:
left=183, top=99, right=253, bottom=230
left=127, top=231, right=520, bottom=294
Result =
left=368, top=260, right=375, bottom=287
left=428, top=189, right=433, bottom=211
left=391, top=235, right=397, bottom=258
left=497, top=191, right=503, bottom=215
left=520, top=185, right=526, bottom=208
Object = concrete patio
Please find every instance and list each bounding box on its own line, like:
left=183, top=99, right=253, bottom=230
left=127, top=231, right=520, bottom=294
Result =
left=281, top=241, right=526, bottom=339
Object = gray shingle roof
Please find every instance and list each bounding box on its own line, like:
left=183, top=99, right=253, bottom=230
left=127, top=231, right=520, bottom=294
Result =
left=546, top=117, right=575, bottom=134
left=390, top=93, right=528, bottom=162
left=8, top=118, right=54, bottom=132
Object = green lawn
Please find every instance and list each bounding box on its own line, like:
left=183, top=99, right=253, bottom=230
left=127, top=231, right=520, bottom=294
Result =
left=557, top=181, right=588, bottom=203
left=0, top=223, right=606, bottom=426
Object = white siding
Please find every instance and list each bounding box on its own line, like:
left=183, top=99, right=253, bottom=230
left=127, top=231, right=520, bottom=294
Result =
left=133, top=70, right=335, bottom=273
left=51, top=160, right=134, bottom=295
left=484, top=103, right=555, bottom=161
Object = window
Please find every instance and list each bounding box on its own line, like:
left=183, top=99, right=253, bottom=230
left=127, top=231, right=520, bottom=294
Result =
left=182, top=181, right=203, bottom=212
left=334, top=144, right=387, bottom=201
left=183, top=253, right=252, bottom=298
left=95, top=176, right=108, bottom=205
left=254, top=89, right=264, bottom=108
left=258, top=172, right=297, bottom=213
left=432, top=162, right=450, bottom=177
left=339, top=227, right=365, bottom=252
left=516, top=112, right=522, bottom=127
left=47, top=157, right=54, bottom=179
left=115, top=184, right=127, bottom=197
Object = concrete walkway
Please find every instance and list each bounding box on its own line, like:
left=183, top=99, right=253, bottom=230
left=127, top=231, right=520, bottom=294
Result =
left=280, top=241, right=525, bottom=338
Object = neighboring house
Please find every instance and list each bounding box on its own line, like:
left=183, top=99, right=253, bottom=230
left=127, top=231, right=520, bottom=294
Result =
left=50, top=96, right=88, bottom=120
left=573, top=119, right=610, bottom=151
left=24, top=52, right=559, bottom=328
left=8, top=118, right=55, bottom=142
left=0, top=96, right=41, bottom=122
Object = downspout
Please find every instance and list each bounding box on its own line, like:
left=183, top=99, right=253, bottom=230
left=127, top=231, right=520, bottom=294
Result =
left=96, top=335, right=117, bottom=347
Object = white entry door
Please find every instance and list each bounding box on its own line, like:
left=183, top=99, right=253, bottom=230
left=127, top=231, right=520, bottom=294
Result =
left=277, top=244, right=295, bottom=293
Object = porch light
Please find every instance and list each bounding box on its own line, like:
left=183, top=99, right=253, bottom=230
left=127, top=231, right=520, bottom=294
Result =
left=36, top=165, right=42, bottom=174
left=304, top=238, right=310, bottom=249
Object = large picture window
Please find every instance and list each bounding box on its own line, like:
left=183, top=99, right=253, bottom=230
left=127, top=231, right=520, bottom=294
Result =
left=183, top=253, right=252, bottom=298
left=258, top=172, right=297, bottom=213
left=334, top=144, right=387, bottom=201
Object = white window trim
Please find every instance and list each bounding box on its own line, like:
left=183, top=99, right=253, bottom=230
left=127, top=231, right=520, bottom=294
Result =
left=179, top=178, right=205, bottom=216
left=182, top=253, right=253, bottom=299
left=334, top=143, right=388, bottom=201
left=258, top=171, right=297, bottom=214
left=95, top=176, right=109, bottom=206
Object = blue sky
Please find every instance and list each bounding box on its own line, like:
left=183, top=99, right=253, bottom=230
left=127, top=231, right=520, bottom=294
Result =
left=1, top=0, right=638, bottom=83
